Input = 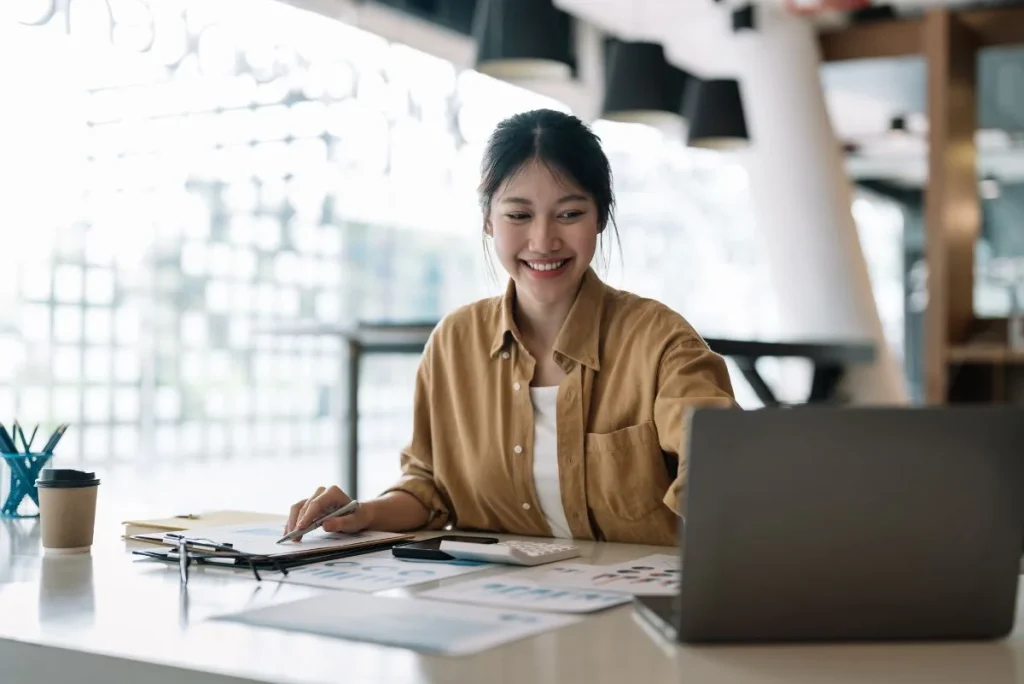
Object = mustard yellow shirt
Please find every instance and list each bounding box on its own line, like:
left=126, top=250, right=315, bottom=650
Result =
left=383, top=269, right=737, bottom=546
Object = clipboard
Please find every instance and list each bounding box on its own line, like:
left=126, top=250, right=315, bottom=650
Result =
left=132, top=537, right=411, bottom=572
left=130, top=522, right=414, bottom=562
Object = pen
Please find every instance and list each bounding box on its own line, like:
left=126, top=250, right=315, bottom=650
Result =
left=0, top=423, right=18, bottom=453
left=40, top=424, right=68, bottom=454
left=24, top=424, right=37, bottom=452
left=275, top=499, right=360, bottom=544
left=14, top=422, right=32, bottom=453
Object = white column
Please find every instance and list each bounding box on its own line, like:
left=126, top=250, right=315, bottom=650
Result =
left=732, top=6, right=908, bottom=405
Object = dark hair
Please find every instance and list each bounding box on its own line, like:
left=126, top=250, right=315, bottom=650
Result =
left=478, top=109, right=619, bottom=266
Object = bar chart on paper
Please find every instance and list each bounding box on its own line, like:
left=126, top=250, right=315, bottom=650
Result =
left=420, top=577, right=632, bottom=613
left=273, top=551, right=489, bottom=592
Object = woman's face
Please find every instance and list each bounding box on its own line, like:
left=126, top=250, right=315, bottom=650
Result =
left=486, top=159, right=599, bottom=311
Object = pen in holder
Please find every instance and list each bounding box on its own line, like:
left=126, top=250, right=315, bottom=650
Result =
left=1, top=421, right=67, bottom=519
left=1, top=451, right=52, bottom=518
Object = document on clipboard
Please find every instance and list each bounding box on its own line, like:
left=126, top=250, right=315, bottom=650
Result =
left=132, top=523, right=413, bottom=560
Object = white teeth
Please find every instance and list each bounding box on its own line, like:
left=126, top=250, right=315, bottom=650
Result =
left=526, top=260, right=566, bottom=272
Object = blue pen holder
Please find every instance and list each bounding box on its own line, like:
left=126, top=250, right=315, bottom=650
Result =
left=1, top=452, right=52, bottom=518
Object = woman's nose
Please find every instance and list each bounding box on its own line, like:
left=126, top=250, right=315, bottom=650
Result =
left=528, top=218, right=562, bottom=254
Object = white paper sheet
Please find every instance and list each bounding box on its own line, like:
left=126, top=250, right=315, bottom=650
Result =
left=530, top=554, right=680, bottom=596
left=215, top=591, right=579, bottom=655
left=136, top=523, right=408, bottom=557
left=419, top=576, right=632, bottom=613
left=271, top=551, right=489, bottom=592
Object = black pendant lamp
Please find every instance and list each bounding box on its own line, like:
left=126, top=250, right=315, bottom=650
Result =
left=685, top=78, right=750, bottom=149
left=473, top=0, right=575, bottom=80
left=601, top=40, right=690, bottom=130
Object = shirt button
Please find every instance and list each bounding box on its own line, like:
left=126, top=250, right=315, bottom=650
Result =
left=522, top=503, right=531, bottom=511
left=502, top=351, right=510, bottom=360
left=513, top=445, right=523, bottom=454
left=513, top=382, right=521, bottom=391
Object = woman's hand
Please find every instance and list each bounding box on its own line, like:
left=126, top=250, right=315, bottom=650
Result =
left=284, top=485, right=373, bottom=540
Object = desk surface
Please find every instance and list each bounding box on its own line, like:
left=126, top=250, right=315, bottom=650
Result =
left=1, top=520, right=1022, bottom=684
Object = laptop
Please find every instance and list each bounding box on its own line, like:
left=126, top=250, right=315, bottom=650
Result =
left=635, top=406, right=1024, bottom=643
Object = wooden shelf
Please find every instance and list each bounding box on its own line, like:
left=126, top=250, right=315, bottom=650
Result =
left=946, top=345, right=1024, bottom=364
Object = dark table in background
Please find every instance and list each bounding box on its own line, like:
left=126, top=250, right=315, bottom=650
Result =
left=262, top=321, right=875, bottom=499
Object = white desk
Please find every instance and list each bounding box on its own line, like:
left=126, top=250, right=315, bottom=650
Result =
left=1, top=519, right=1022, bottom=684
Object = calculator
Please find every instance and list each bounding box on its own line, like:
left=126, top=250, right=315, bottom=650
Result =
left=438, top=539, right=581, bottom=566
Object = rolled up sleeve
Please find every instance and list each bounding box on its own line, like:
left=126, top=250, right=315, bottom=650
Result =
left=653, top=340, right=738, bottom=516
left=380, top=338, right=452, bottom=530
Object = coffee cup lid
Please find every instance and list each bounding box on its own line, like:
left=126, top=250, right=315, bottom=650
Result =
left=36, top=469, right=100, bottom=489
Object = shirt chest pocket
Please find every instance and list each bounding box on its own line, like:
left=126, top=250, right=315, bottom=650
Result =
left=584, top=421, right=671, bottom=522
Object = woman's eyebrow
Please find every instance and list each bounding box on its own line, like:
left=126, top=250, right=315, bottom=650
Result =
left=499, top=194, right=588, bottom=204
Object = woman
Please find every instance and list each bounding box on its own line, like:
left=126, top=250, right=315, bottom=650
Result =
left=285, top=109, right=737, bottom=547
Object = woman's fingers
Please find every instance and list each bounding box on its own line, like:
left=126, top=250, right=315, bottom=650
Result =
left=285, top=498, right=308, bottom=534
left=285, top=486, right=328, bottom=534
left=292, top=486, right=352, bottom=539
left=321, top=505, right=368, bottom=534
left=293, top=486, right=326, bottom=532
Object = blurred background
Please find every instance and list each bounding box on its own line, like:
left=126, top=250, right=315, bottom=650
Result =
left=0, top=0, right=1018, bottom=518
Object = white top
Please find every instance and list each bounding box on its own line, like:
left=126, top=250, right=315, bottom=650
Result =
left=529, top=386, right=573, bottom=539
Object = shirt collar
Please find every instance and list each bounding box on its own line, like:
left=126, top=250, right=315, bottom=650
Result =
left=489, top=267, right=605, bottom=371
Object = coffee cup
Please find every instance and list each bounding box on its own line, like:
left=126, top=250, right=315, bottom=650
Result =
left=36, top=469, right=101, bottom=555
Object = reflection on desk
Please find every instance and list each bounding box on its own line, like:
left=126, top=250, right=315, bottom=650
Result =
left=0, top=520, right=1021, bottom=684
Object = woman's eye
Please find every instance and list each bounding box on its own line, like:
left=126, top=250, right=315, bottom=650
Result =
left=505, top=213, right=530, bottom=221
left=560, top=210, right=584, bottom=220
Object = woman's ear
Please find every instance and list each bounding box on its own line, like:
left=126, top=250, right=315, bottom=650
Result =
left=483, top=218, right=493, bottom=237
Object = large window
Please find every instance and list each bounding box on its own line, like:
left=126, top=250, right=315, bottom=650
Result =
left=0, top=0, right=902, bottom=498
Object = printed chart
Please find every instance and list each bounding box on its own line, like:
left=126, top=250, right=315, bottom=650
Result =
left=420, top=577, right=632, bottom=613
left=273, top=551, right=489, bottom=592
left=531, top=554, right=680, bottom=596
